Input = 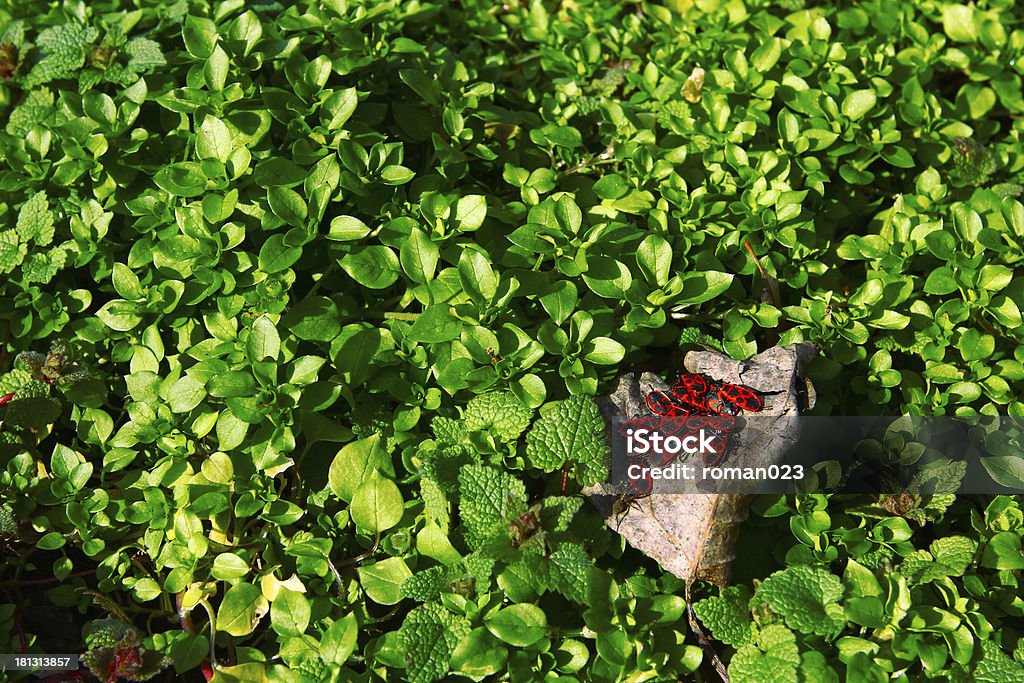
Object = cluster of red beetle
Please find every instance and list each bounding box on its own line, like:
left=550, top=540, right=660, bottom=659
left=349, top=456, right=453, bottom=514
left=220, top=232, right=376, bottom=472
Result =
left=620, top=373, right=764, bottom=494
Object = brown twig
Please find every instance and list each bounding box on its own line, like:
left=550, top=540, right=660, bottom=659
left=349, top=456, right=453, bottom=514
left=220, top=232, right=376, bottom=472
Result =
left=743, top=240, right=781, bottom=308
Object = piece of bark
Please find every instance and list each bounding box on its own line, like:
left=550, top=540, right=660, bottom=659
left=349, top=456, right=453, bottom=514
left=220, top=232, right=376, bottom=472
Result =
left=587, top=343, right=815, bottom=584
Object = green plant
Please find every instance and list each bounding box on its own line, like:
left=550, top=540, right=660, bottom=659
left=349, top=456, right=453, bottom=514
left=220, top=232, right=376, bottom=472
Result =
left=1, top=0, right=1024, bottom=681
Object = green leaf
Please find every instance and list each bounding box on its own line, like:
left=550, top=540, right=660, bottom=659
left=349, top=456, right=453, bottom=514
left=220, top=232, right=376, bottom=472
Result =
left=359, top=557, right=413, bottom=605
left=217, top=582, right=266, bottom=637
left=258, top=234, right=302, bottom=273
left=328, top=215, right=372, bottom=241
left=155, top=162, right=207, bottom=197
left=924, top=267, right=958, bottom=295
left=167, top=375, right=206, bottom=413
left=247, top=316, right=281, bottom=361
left=841, top=90, right=877, bottom=121
left=350, top=471, right=404, bottom=533
left=340, top=246, right=401, bottom=289
left=729, top=625, right=800, bottom=683
left=183, top=16, right=218, bottom=59
left=757, top=565, right=846, bottom=639
left=459, top=249, right=498, bottom=302
left=525, top=395, right=609, bottom=485
left=254, top=159, right=308, bottom=188
left=267, top=187, right=308, bottom=228
left=982, top=456, right=1024, bottom=488
left=328, top=434, right=393, bottom=502
left=16, top=191, right=54, bottom=245
left=319, top=612, right=358, bottom=666
left=380, top=165, right=415, bottom=185
left=397, top=603, right=470, bottom=683
left=208, top=371, right=256, bottom=399
left=582, top=256, right=632, bottom=299
left=451, top=628, right=508, bottom=679
left=270, top=588, right=311, bottom=637
left=283, top=297, right=341, bottom=342
left=485, top=604, right=547, bottom=647
left=197, top=115, right=232, bottom=163
left=540, top=281, right=578, bottom=325
left=455, top=195, right=488, bottom=231
left=407, top=305, right=462, bottom=343
left=942, top=4, right=977, bottom=42
left=321, top=88, right=358, bottom=130
left=0, top=231, right=26, bottom=275
left=978, top=264, right=1013, bottom=291
left=693, top=586, right=754, bottom=647
left=583, top=337, right=625, bottom=365
left=400, top=228, right=439, bottom=284
left=464, top=391, right=532, bottom=441
left=593, top=174, right=629, bottom=200
left=959, top=328, right=995, bottom=362
left=211, top=553, right=250, bottom=581
left=458, top=464, right=526, bottom=550
left=636, top=234, right=672, bottom=287
left=112, top=263, right=144, bottom=300
left=982, top=532, right=1024, bottom=570
left=677, top=271, right=734, bottom=305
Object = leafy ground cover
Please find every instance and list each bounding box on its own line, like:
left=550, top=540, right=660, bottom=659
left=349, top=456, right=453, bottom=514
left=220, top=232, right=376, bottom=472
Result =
left=1, top=0, right=1024, bottom=680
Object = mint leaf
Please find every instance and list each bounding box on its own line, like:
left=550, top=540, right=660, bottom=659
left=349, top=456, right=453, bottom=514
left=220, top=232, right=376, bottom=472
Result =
left=463, top=391, right=532, bottom=441
left=398, top=603, right=470, bottom=683
left=16, top=192, right=54, bottom=245
left=694, top=585, right=755, bottom=647
left=432, top=416, right=466, bottom=447
left=757, top=566, right=846, bottom=639
left=6, top=89, right=55, bottom=136
left=548, top=542, right=589, bottom=603
left=24, top=23, right=99, bottom=87
left=729, top=624, right=800, bottom=683
left=525, top=395, right=608, bottom=486
left=975, top=640, right=1024, bottom=683
left=0, top=231, right=27, bottom=274
left=458, top=464, right=526, bottom=550
left=22, top=247, right=67, bottom=284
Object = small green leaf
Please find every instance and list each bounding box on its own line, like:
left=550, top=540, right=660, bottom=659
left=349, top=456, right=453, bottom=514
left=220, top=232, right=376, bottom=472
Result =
left=270, top=588, right=311, bottom=638
left=358, top=557, right=412, bottom=605
left=183, top=16, right=218, bottom=59
left=258, top=234, right=302, bottom=273
left=328, top=215, right=372, bottom=241
left=319, top=612, right=358, bottom=666
left=329, top=434, right=393, bottom=502
left=167, top=375, right=206, bottom=413
left=248, top=316, right=281, bottom=361
left=212, top=553, right=251, bottom=581
left=400, top=228, right=440, bottom=284
left=982, top=456, right=1024, bottom=489
left=351, top=471, right=404, bottom=533
left=924, top=267, right=958, bottom=295
left=267, top=187, right=308, bottom=227
left=197, top=115, right=232, bottom=162
left=842, top=90, right=878, bottom=121
left=942, top=4, right=977, bottom=42
left=455, top=195, right=488, bottom=231
left=340, top=246, right=401, bottom=289
left=155, top=162, right=207, bottom=197
left=485, top=604, right=547, bottom=647
left=407, top=305, right=462, bottom=343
